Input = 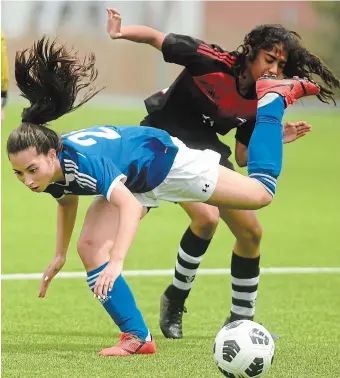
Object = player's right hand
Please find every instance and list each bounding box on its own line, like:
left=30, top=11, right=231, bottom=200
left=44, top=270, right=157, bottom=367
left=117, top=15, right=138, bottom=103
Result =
left=38, top=256, right=66, bottom=298
left=106, top=8, right=123, bottom=39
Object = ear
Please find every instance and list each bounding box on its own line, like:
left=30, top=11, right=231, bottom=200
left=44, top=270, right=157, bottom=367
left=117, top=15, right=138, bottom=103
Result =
left=47, top=149, right=57, bottom=160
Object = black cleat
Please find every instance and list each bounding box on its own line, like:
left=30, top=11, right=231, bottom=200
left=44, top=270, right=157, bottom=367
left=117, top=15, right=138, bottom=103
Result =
left=160, top=293, right=187, bottom=339
left=223, top=315, right=281, bottom=340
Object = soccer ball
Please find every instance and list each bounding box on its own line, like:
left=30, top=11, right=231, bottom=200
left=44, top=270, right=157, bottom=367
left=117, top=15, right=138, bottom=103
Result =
left=213, top=320, right=275, bottom=378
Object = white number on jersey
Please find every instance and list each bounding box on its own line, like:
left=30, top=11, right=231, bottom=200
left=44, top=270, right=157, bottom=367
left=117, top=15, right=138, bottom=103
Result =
left=66, top=127, right=121, bottom=146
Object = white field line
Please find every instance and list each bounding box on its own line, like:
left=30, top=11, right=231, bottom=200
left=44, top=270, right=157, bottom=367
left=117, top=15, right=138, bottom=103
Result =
left=1, top=267, right=340, bottom=281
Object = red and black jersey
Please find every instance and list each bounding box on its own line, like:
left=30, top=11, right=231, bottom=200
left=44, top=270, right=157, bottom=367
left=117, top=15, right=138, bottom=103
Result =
left=144, top=33, right=258, bottom=146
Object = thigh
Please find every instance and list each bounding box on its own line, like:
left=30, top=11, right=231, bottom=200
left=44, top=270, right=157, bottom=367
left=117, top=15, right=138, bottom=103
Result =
left=207, top=166, right=272, bottom=210
left=78, top=196, right=148, bottom=271
left=180, top=201, right=219, bottom=221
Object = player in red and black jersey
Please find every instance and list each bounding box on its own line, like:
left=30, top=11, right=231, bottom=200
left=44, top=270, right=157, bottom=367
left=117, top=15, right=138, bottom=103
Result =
left=106, top=8, right=340, bottom=338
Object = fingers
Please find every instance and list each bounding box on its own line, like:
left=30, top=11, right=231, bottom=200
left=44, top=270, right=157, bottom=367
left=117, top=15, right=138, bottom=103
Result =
left=106, top=8, right=121, bottom=17
left=94, top=274, right=106, bottom=299
left=106, top=7, right=123, bottom=39
left=296, top=126, right=311, bottom=139
left=38, top=275, right=50, bottom=298
left=296, top=133, right=306, bottom=140
left=292, top=121, right=312, bottom=129
left=94, top=274, right=115, bottom=299
left=296, top=124, right=312, bottom=134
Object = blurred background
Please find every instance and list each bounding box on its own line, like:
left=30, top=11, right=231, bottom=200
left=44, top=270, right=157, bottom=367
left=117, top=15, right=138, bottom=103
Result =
left=2, top=1, right=340, bottom=105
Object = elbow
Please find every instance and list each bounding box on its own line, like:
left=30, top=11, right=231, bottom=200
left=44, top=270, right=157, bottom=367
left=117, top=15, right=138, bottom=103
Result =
left=236, top=160, right=248, bottom=168
left=235, top=150, right=248, bottom=168
left=235, top=157, right=248, bottom=168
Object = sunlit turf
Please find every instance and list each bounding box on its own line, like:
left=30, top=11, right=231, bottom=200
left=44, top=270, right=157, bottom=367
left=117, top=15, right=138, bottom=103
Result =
left=2, top=104, right=340, bottom=377
left=2, top=275, right=340, bottom=378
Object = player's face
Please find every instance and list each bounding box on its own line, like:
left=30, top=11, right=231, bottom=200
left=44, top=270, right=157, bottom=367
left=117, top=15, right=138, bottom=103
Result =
left=9, top=147, right=58, bottom=192
left=248, top=44, right=288, bottom=80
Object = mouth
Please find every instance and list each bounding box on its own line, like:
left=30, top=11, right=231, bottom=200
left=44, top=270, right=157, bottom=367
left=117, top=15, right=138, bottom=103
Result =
left=30, top=186, right=39, bottom=192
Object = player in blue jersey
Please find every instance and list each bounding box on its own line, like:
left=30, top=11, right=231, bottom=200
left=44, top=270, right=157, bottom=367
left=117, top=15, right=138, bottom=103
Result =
left=7, top=38, right=319, bottom=356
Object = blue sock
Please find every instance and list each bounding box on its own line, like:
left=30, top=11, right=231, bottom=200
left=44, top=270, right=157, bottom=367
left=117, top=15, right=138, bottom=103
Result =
left=248, top=94, right=285, bottom=196
left=87, top=262, right=150, bottom=340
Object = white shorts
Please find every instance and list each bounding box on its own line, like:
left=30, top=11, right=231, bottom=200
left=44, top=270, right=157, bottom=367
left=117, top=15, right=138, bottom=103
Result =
left=134, top=137, right=221, bottom=208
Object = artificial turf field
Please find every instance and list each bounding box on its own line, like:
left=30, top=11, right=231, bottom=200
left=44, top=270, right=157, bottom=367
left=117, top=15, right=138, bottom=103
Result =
left=1, top=104, right=340, bottom=377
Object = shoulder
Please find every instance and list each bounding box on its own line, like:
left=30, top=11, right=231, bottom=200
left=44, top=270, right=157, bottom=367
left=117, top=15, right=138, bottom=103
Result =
left=163, top=33, right=203, bottom=47
left=43, top=183, right=67, bottom=199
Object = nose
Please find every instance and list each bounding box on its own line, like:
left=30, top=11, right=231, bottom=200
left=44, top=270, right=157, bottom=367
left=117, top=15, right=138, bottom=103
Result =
left=24, top=175, right=34, bottom=188
left=268, top=63, right=279, bottom=76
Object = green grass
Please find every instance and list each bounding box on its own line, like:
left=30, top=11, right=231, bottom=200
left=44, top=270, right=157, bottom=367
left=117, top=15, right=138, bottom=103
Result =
left=2, top=104, right=340, bottom=377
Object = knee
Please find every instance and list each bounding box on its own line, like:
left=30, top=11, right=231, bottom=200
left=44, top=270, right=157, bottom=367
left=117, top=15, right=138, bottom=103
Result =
left=191, top=207, right=220, bottom=239
left=237, top=223, right=263, bottom=246
left=260, top=192, right=273, bottom=208
left=253, top=191, right=273, bottom=210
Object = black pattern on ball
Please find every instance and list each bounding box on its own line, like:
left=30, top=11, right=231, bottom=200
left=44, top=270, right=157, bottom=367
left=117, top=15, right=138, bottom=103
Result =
left=218, top=367, right=236, bottom=378
left=245, top=357, right=264, bottom=377
left=249, top=328, right=270, bottom=345
left=222, top=340, right=241, bottom=363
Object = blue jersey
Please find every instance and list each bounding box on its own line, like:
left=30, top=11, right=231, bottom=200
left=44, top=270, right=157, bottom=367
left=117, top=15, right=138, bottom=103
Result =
left=44, top=125, right=179, bottom=200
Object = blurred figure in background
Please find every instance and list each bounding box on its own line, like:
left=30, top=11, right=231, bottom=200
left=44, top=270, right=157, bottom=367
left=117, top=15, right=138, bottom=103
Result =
left=1, top=30, right=9, bottom=122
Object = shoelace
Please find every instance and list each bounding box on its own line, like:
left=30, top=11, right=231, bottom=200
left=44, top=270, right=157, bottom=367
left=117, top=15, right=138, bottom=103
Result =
left=118, top=333, right=145, bottom=353
left=167, top=304, right=187, bottom=322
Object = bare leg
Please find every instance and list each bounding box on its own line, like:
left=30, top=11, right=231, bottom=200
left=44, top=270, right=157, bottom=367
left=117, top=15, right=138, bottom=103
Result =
left=77, top=196, right=153, bottom=353
left=207, top=166, right=272, bottom=210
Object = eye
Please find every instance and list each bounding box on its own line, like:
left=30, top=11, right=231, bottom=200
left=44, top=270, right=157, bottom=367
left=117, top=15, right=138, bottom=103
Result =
left=29, top=168, right=37, bottom=173
left=266, top=59, right=274, bottom=64
left=14, top=171, right=22, bottom=176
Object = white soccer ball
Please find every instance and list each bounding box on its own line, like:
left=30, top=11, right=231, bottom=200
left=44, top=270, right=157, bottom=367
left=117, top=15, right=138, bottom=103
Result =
left=213, top=320, right=275, bottom=378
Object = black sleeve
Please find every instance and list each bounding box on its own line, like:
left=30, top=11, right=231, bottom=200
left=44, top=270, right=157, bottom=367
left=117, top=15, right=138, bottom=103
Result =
left=162, top=33, right=235, bottom=72
left=235, top=120, right=256, bottom=147
left=43, top=184, right=65, bottom=200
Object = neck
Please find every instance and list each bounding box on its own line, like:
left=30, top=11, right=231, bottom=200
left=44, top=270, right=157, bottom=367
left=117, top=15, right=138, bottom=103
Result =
left=51, top=158, right=64, bottom=183
left=238, top=68, right=255, bottom=91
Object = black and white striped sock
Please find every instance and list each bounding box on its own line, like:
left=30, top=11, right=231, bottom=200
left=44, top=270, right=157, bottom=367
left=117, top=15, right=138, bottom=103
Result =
left=165, top=227, right=211, bottom=302
left=230, top=253, right=260, bottom=320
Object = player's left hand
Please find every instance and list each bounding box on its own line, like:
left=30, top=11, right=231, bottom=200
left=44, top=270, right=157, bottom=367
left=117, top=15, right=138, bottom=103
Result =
left=93, top=261, right=123, bottom=299
left=283, top=121, right=311, bottom=144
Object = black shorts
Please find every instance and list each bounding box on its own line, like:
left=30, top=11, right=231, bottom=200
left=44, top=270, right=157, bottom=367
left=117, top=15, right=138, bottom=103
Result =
left=140, top=114, right=235, bottom=171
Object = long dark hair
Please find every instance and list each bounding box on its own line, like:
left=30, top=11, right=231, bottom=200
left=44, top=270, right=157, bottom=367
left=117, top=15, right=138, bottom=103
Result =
left=7, top=36, right=102, bottom=155
left=231, top=24, right=340, bottom=104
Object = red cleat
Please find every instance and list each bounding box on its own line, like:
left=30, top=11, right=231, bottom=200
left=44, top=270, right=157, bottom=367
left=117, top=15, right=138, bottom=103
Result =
left=99, top=332, right=156, bottom=356
left=256, top=75, right=320, bottom=106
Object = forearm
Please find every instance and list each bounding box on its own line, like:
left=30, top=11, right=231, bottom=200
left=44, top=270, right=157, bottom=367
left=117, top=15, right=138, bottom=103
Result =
left=236, top=151, right=248, bottom=167
left=118, top=25, right=165, bottom=50
left=55, top=196, right=79, bottom=258
left=235, top=142, right=249, bottom=167
left=109, top=200, right=143, bottom=264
